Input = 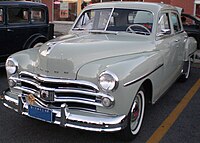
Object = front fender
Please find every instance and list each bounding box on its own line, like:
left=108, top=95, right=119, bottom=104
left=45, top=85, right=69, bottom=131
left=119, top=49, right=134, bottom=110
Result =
left=7, top=48, right=39, bottom=76
left=77, top=52, right=163, bottom=115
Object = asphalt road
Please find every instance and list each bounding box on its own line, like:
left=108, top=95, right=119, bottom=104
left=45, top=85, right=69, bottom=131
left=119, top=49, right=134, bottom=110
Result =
left=0, top=66, right=200, bottom=143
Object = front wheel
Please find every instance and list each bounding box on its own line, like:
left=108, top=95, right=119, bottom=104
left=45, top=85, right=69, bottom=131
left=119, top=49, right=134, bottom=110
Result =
left=120, top=87, right=145, bottom=141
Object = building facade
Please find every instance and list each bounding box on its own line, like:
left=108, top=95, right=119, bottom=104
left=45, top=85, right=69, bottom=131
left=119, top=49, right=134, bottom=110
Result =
left=23, top=0, right=200, bottom=22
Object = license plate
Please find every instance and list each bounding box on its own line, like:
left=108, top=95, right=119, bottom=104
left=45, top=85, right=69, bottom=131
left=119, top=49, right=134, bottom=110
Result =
left=28, top=105, right=53, bottom=123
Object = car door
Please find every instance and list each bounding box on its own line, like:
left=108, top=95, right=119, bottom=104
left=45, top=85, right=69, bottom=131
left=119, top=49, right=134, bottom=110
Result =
left=0, top=7, right=8, bottom=65
left=6, top=6, right=30, bottom=54
left=155, top=12, right=181, bottom=96
left=170, top=12, right=186, bottom=73
left=29, top=7, right=49, bottom=40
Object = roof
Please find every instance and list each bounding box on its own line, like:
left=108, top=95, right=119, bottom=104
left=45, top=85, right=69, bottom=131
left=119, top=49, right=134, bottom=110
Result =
left=85, top=2, right=177, bottom=14
left=0, top=1, right=46, bottom=7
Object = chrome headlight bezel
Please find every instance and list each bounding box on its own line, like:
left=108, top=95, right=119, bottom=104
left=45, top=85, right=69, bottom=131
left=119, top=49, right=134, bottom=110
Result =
left=5, top=58, right=18, bottom=75
left=98, top=71, right=119, bottom=92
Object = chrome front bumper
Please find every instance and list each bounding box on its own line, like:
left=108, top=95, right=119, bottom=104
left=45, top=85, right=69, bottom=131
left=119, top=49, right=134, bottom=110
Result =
left=1, top=89, right=127, bottom=132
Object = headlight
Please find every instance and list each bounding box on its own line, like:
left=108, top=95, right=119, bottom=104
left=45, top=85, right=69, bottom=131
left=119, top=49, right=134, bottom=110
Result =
left=99, top=71, right=119, bottom=92
left=6, top=58, right=18, bottom=75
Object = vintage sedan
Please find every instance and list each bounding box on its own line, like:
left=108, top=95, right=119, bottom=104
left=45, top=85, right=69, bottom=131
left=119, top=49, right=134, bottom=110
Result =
left=0, top=1, right=54, bottom=67
left=1, top=2, right=197, bottom=140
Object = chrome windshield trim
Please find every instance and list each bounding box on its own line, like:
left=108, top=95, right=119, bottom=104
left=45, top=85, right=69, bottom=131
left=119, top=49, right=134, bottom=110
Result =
left=104, top=7, right=114, bottom=31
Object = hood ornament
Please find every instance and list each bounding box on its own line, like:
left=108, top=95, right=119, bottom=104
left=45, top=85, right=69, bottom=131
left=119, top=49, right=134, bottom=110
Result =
left=41, top=42, right=56, bottom=56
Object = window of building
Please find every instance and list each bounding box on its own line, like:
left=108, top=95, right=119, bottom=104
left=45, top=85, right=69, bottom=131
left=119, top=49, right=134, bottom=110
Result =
left=54, top=0, right=77, bottom=21
left=8, top=7, right=29, bottom=24
left=31, top=8, right=45, bottom=23
left=196, top=4, right=200, bottom=18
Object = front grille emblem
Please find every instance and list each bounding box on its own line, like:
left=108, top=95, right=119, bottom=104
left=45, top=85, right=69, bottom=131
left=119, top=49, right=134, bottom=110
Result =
left=40, top=90, right=49, bottom=99
left=40, top=90, right=54, bottom=101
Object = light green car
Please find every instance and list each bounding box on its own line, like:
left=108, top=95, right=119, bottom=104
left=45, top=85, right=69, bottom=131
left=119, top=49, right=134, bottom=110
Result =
left=1, top=2, right=197, bottom=140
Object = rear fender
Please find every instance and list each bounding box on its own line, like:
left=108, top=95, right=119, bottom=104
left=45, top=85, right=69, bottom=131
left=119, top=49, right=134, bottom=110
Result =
left=184, top=37, right=197, bottom=61
left=23, top=34, right=48, bottom=49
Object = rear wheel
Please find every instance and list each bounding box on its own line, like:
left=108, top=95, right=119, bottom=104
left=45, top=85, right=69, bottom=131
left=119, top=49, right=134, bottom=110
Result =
left=180, top=57, right=191, bottom=81
left=120, top=87, right=145, bottom=141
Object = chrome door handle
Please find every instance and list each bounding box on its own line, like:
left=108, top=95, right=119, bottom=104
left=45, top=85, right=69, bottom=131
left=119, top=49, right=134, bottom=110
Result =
left=7, top=29, right=14, bottom=32
left=175, top=39, right=179, bottom=42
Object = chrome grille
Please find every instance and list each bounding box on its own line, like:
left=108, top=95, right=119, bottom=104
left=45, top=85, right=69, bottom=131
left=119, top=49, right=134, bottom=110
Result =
left=10, top=71, right=113, bottom=111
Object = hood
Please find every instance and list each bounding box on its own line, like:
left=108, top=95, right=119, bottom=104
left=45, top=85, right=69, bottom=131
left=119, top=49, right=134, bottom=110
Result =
left=34, top=33, right=155, bottom=79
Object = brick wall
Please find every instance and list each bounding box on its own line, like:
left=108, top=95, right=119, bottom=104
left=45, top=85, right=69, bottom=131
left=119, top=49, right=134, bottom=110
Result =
left=144, top=0, right=170, bottom=3
left=145, top=0, right=194, bottom=14
left=42, top=0, right=53, bottom=21
left=171, top=0, right=194, bottom=14
left=40, top=0, right=195, bottom=22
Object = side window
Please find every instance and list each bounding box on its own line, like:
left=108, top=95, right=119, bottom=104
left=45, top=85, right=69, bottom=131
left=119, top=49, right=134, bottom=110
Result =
left=157, top=13, right=171, bottom=36
left=31, top=8, right=45, bottom=23
left=0, top=8, right=3, bottom=23
left=8, top=7, right=29, bottom=24
left=171, top=13, right=181, bottom=33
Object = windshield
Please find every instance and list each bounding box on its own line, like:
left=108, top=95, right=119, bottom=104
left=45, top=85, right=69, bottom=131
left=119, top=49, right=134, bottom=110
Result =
left=73, top=8, right=153, bottom=35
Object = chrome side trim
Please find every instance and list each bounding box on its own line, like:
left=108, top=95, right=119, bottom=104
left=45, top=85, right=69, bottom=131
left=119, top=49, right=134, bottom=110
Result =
left=124, top=64, right=164, bottom=87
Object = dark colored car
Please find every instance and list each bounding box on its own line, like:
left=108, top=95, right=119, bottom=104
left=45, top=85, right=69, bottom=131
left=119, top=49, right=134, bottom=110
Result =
left=0, top=1, right=54, bottom=67
left=181, top=13, right=200, bottom=49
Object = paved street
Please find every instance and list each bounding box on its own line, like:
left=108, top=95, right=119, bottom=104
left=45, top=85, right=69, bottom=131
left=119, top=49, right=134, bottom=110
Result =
left=0, top=65, right=200, bottom=143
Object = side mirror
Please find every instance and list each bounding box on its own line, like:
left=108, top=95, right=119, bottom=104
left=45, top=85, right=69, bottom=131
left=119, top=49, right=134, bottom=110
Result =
left=156, top=29, right=171, bottom=37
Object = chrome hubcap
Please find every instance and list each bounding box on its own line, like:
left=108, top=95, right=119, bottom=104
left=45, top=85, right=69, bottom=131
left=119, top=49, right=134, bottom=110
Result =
left=130, top=95, right=141, bottom=131
left=130, top=90, right=145, bottom=135
left=131, top=101, right=139, bottom=122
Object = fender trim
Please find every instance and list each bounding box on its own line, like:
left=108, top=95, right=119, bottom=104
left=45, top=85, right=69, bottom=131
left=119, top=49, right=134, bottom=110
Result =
left=124, top=63, right=164, bottom=87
